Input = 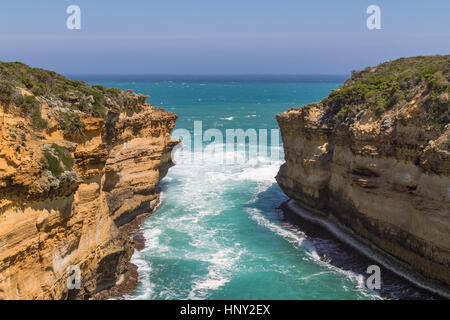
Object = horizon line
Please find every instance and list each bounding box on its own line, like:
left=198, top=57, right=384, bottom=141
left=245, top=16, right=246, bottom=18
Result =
left=66, top=73, right=350, bottom=77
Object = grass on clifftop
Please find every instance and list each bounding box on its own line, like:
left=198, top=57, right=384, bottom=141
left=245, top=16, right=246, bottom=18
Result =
left=0, top=61, right=120, bottom=115
left=319, top=55, right=450, bottom=127
left=0, top=61, right=127, bottom=134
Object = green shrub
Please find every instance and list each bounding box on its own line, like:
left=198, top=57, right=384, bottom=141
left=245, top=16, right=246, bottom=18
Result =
left=0, top=82, right=14, bottom=104
left=92, top=84, right=106, bottom=92
left=15, top=94, right=39, bottom=114
left=42, top=144, right=74, bottom=178
left=51, top=143, right=74, bottom=170
left=43, top=151, right=63, bottom=178
left=57, top=111, right=85, bottom=136
left=337, top=105, right=353, bottom=119
left=21, top=77, right=34, bottom=89
left=24, top=95, right=37, bottom=104
left=58, top=91, right=67, bottom=100
left=90, top=90, right=107, bottom=118
left=31, top=82, right=46, bottom=96
left=91, top=103, right=106, bottom=118
left=31, top=108, right=48, bottom=130
left=106, top=87, right=121, bottom=96
left=31, top=68, right=52, bottom=84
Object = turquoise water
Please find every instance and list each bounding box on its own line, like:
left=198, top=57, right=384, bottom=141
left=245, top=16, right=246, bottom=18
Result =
left=81, top=75, right=382, bottom=300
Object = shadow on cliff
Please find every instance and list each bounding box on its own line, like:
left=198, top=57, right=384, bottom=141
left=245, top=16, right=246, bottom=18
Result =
left=247, top=183, right=440, bottom=300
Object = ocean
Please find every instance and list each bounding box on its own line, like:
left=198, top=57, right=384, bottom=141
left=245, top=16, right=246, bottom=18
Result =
left=76, top=75, right=434, bottom=300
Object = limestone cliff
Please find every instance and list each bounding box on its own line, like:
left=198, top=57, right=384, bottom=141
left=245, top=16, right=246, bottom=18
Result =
left=276, top=56, right=450, bottom=290
left=0, top=62, right=178, bottom=299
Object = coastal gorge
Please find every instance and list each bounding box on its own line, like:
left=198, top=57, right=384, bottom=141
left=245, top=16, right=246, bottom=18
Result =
left=1, top=55, right=449, bottom=300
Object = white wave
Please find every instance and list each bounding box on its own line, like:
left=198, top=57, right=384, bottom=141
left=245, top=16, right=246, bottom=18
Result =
left=141, top=227, right=170, bottom=254
left=172, top=143, right=283, bottom=186
left=188, top=248, right=244, bottom=299
left=246, top=207, right=380, bottom=299
left=232, top=162, right=281, bottom=182
left=125, top=250, right=154, bottom=300
left=129, top=141, right=382, bottom=299
left=299, top=271, right=330, bottom=281
left=246, top=207, right=310, bottom=251
left=286, top=200, right=450, bottom=299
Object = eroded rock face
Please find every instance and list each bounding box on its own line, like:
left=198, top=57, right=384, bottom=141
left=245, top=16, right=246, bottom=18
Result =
left=276, top=56, right=450, bottom=287
left=0, top=86, right=178, bottom=299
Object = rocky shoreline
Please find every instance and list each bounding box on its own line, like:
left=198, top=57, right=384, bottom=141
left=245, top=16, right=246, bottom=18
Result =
left=92, top=207, right=155, bottom=300
left=281, top=200, right=449, bottom=299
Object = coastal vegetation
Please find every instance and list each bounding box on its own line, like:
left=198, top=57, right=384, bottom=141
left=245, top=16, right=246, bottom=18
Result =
left=42, top=143, right=74, bottom=178
left=319, top=55, right=450, bottom=127
left=0, top=61, right=124, bottom=133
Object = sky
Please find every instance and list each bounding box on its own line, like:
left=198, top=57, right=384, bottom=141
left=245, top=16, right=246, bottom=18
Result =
left=0, top=0, right=449, bottom=75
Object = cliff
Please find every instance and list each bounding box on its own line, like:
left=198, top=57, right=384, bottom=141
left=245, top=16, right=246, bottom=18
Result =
left=0, top=62, right=178, bottom=299
left=276, top=56, right=450, bottom=292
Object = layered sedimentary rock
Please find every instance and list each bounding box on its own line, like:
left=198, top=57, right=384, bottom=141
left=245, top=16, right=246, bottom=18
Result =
left=276, top=56, right=450, bottom=288
left=0, top=62, right=178, bottom=299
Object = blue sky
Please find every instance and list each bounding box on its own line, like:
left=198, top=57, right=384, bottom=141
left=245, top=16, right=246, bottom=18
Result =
left=0, top=0, right=449, bottom=74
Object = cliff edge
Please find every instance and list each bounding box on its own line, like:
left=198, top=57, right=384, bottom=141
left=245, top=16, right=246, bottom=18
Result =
left=276, top=55, right=450, bottom=292
left=0, top=62, right=178, bottom=299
